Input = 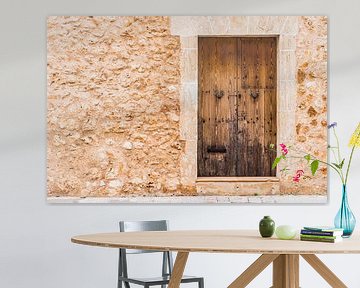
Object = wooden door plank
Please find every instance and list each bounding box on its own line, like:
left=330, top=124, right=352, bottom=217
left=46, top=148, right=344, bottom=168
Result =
left=263, top=38, right=277, bottom=176
left=228, top=254, right=279, bottom=288
left=168, top=252, right=189, bottom=288
left=264, top=88, right=277, bottom=176
left=236, top=38, right=247, bottom=176
left=239, top=38, right=262, bottom=176
left=301, top=254, right=347, bottom=288
left=198, top=37, right=209, bottom=177
left=265, top=37, right=277, bottom=89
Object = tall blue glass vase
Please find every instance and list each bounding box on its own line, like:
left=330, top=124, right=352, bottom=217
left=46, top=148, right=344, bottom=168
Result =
left=334, top=185, right=356, bottom=237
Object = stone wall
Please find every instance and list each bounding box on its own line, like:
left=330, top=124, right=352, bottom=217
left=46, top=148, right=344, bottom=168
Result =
left=283, top=16, right=328, bottom=195
left=47, top=16, right=327, bottom=201
left=47, top=16, right=186, bottom=197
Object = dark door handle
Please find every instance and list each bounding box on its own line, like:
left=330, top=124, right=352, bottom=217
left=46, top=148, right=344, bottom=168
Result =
left=207, top=146, right=227, bottom=153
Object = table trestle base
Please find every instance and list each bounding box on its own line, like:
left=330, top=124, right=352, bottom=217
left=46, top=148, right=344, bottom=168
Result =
left=227, top=253, right=348, bottom=288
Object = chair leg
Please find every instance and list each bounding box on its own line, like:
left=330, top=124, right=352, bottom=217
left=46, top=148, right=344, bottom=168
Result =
left=199, top=278, right=204, bottom=288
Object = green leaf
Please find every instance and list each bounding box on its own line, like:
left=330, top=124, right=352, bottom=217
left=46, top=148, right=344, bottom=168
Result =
left=310, top=160, right=319, bottom=176
left=339, top=158, right=345, bottom=169
left=333, top=163, right=341, bottom=169
left=332, top=159, right=345, bottom=169
left=304, top=154, right=311, bottom=163
left=269, top=143, right=275, bottom=149
left=272, top=156, right=282, bottom=169
left=280, top=167, right=289, bottom=175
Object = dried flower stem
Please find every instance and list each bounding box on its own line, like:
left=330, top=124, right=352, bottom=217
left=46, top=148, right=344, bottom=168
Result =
left=345, top=129, right=360, bottom=185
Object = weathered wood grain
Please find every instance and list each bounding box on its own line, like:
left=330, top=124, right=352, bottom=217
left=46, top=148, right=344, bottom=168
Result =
left=198, top=37, right=238, bottom=176
left=198, top=37, right=277, bottom=177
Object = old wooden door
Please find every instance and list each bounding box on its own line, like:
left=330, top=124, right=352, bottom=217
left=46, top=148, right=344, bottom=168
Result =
left=198, top=37, right=277, bottom=177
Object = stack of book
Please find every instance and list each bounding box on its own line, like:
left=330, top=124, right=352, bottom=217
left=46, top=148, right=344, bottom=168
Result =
left=300, top=226, right=344, bottom=243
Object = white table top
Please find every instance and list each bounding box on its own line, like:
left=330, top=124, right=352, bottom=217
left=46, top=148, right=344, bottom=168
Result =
left=71, top=230, right=360, bottom=254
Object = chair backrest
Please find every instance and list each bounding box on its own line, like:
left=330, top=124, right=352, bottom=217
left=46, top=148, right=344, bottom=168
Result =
left=119, top=220, right=169, bottom=254
left=118, top=220, right=174, bottom=282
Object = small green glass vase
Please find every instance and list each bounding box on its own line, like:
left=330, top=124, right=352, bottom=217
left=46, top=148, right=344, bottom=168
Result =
left=259, top=216, right=275, bottom=238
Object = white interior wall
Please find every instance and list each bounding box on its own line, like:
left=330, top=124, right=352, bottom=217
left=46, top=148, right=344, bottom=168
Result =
left=1, top=0, right=360, bottom=287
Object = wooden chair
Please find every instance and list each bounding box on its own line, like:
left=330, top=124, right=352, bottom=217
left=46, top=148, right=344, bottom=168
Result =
left=118, top=220, right=204, bottom=288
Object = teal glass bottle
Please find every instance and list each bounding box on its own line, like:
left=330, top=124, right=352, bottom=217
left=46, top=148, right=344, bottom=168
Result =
left=259, top=216, right=275, bottom=238
left=334, top=185, right=356, bottom=237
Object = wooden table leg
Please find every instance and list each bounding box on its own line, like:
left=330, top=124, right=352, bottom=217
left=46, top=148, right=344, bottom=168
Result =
left=228, top=254, right=279, bottom=288
left=272, top=254, right=299, bottom=288
left=301, top=254, right=347, bottom=288
left=168, top=252, right=189, bottom=288
left=229, top=253, right=348, bottom=288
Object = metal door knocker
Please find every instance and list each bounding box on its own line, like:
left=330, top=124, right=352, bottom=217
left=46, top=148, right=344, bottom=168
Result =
left=214, top=89, right=224, bottom=99
left=250, top=91, right=259, bottom=100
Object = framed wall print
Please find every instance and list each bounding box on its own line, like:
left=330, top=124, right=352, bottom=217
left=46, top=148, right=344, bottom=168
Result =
left=47, top=16, right=328, bottom=203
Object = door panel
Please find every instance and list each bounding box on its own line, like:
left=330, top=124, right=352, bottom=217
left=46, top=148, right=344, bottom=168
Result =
left=198, top=37, right=277, bottom=177
left=238, top=37, right=277, bottom=176
left=198, top=37, right=238, bottom=176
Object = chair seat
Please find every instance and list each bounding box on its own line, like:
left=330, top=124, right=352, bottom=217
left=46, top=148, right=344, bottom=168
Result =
left=119, top=274, right=203, bottom=286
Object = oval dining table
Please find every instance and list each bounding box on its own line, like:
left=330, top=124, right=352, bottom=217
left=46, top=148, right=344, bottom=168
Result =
left=72, top=230, right=360, bottom=288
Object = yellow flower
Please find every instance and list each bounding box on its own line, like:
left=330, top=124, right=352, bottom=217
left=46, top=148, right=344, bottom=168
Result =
left=349, top=122, right=360, bottom=148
